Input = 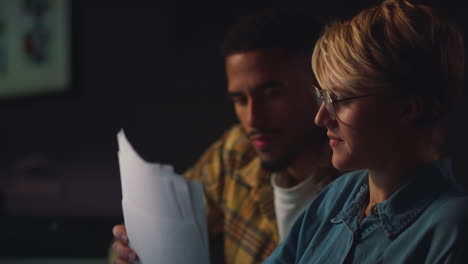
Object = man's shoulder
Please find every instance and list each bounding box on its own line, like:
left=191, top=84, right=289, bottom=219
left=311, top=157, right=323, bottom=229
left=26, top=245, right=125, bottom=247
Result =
left=213, top=124, right=256, bottom=159
left=216, top=124, right=258, bottom=168
left=184, top=124, right=257, bottom=176
left=217, top=124, right=251, bottom=150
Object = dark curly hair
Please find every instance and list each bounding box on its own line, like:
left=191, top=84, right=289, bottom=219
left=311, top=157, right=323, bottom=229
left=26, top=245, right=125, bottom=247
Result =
left=221, top=8, right=324, bottom=58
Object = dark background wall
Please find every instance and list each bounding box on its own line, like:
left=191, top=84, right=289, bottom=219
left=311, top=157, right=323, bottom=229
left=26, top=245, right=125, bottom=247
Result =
left=0, top=0, right=466, bottom=259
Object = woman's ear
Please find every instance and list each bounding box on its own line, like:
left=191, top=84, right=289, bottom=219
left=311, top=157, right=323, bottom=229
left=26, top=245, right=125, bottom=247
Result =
left=399, top=96, right=424, bottom=125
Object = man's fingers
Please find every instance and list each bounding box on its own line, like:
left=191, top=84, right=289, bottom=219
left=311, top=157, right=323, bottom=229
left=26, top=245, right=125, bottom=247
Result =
left=112, top=225, right=128, bottom=244
left=112, top=255, right=137, bottom=264
left=112, top=240, right=137, bottom=262
left=111, top=225, right=138, bottom=263
left=112, top=256, right=132, bottom=264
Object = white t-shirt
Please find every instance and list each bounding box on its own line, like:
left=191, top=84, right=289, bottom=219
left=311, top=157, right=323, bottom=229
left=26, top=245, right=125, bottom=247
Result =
left=271, top=170, right=324, bottom=241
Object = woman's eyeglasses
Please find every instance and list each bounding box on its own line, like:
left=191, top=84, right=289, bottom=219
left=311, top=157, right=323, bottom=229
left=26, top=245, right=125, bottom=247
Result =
left=313, top=86, right=380, bottom=120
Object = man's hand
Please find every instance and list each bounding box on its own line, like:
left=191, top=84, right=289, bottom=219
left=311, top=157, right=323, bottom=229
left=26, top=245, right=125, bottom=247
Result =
left=111, top=224, right=138, bottom=264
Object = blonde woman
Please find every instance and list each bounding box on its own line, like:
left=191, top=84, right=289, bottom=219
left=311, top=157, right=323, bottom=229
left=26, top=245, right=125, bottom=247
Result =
left=264, top=0, right=467, bottom=263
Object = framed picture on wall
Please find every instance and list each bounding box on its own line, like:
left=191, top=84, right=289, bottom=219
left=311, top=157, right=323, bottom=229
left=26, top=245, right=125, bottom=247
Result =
left=0, top=0, right=70, bottom=99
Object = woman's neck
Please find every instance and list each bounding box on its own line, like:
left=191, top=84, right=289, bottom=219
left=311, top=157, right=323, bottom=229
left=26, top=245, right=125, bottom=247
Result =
left=369, top=131, right=441, bottom=200
left=362, top=130, right=442, bottom=217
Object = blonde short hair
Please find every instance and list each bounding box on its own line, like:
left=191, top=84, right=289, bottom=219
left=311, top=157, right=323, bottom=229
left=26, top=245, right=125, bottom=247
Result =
left=312, top=0, right=464, bottom=126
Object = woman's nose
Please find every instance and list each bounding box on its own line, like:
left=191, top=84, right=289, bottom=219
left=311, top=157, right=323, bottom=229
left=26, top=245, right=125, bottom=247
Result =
left=315, top=102, right=336, bottom=129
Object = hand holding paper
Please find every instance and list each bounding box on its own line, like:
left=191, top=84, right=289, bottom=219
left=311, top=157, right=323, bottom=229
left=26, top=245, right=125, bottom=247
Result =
left=116, top=130, right=210, bottom=264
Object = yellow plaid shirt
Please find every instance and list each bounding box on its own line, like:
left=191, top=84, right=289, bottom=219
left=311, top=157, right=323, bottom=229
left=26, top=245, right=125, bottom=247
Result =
left=185, top=124, right=337, bottom=264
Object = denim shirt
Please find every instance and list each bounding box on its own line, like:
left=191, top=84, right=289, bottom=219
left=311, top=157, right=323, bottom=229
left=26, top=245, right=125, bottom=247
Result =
left=264, top=159, right=468, bottom=264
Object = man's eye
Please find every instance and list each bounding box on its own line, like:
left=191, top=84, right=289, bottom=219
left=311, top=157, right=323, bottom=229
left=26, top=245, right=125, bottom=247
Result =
left=231, top=96, right=247, bottom=105
left=263, top=88, right=279, bottom=97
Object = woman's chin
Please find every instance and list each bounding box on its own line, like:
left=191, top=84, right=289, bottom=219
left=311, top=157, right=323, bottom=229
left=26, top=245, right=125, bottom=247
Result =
left=332, top=155, right=355, bottom=172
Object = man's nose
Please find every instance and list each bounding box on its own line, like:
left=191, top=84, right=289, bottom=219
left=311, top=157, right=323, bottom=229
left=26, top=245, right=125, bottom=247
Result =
left=247, top=99, right=266, bottom=128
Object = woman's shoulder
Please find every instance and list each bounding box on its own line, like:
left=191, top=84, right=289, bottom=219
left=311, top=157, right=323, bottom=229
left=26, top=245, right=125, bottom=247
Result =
left=422, top=193, right=468, bottom=260
left=429, top=191, right=468, bottom=223
left=325, top=170, right=369, bottom=194
left=306, top=170, right=369, bottom=212
left=416, top=190, right=468, bottom=249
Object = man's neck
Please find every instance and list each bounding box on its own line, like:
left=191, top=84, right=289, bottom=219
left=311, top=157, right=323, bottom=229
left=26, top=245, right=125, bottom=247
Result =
left=285, top=141, right=330, bottom=186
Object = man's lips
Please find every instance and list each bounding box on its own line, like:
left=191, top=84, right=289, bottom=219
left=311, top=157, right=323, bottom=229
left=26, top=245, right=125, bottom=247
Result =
left=249, top=134, right=275, bottom=150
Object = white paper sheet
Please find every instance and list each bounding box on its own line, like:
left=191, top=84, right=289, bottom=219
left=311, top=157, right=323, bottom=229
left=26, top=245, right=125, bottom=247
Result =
left=117, top=129, right=210, bottom=264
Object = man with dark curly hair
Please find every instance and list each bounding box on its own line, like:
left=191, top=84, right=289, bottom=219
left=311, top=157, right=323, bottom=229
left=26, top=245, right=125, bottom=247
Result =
left=111, top=8, right=339, bottom=264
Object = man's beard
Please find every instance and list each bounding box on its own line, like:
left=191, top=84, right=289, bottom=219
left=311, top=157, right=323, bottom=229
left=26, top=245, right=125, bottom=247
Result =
left=260, top=151, right=297, bottom=172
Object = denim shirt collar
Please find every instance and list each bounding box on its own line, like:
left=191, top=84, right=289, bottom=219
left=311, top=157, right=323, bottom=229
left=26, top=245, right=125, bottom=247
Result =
left=331, top=158, right=455, bottom=238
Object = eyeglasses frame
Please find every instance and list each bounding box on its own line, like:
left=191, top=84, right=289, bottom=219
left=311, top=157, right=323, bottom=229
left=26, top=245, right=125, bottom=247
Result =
left=313, top=86, right=380, bottom=120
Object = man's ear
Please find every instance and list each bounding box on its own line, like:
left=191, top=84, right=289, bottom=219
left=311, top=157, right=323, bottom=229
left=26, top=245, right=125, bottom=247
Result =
left=399, top=96, right=424, bottom=125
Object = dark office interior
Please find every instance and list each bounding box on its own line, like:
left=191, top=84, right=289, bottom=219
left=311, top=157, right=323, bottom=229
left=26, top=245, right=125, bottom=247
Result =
left=0, top=0, right=466, bottom=262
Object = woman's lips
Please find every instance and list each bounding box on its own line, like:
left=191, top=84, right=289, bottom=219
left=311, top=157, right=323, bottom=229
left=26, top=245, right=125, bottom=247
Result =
left=329, top=138, right=343, bottom=147
left=327, top=133, right=343, bottom=148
